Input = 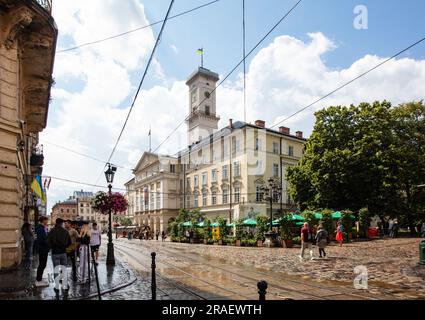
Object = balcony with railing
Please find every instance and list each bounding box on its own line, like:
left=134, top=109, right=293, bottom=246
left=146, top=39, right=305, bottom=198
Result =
left=35, top=0, right=52, bottom=14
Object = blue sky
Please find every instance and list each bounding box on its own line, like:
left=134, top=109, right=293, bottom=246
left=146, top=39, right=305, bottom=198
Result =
left=43, top=0, right=425, bottom=213
left=53, top=0, right=425, bottom=95
left=137, top=0, right=425, bottom=81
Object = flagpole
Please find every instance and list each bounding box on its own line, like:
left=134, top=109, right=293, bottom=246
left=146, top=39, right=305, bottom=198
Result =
left=149, top=126, right=152, bottom=153
left=201, top=48, right=204, bottom=68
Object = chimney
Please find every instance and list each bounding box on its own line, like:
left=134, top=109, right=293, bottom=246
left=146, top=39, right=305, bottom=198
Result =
left=279, top=126, right=290, bottom=135
left=255, top=120, right=265, bottom=128
left=229, top=118, right=233, bottom=130
left=296, top=131, right=303, bottom=139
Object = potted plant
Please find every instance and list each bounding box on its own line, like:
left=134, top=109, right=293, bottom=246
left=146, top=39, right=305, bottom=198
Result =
left=279, top=215, right=294, bottom=248
left=235, top=218, right=244, bottom=246
left=255, top=216, right=268, bottom=247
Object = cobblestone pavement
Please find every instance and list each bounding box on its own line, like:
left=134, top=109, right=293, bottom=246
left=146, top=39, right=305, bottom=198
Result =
left=113, top=237, right=425, bottom=300
left=0, top=247, right=135, bottom=300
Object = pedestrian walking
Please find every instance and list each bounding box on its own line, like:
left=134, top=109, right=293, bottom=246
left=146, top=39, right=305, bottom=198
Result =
left=388, top=219, right=394, bottom=238
left=156, top=230, right=160, bottom=241
left=161, top=230, right=166, bottom=242
left=315, top=225, right=329, bottom=258
left=90, top=223, right=101, bottom=264
left=47, top=218, right=72, bottom=291
left=392, top=220, right=399, bottom=238
left=335, top=221, right=344, bottom=247
left=21, top=222, right=35, bottom=268
left=34, top=216, right=50, bottom=287
left=420, top=223, right=425, bottom=238
left=77, top=223, right=91, bottom=284
left=65, top=220, right=79, bottom=282
left=185, top=230, right=190, bottom=243
left=299, top=222, right=314, bottom=260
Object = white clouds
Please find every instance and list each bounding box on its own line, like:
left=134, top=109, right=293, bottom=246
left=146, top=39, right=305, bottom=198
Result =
left=43, top=5, right=425, bottom=218
left=234, top=33, right=425, bottom=135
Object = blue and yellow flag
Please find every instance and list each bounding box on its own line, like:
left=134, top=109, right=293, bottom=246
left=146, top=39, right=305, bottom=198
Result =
left=31, top=175, right=46, bottom=204
left=197, top=48, right=204, bottom=55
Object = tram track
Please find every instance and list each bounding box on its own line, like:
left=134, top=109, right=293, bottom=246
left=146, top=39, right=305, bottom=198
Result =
left=115, top=241, right=378, bottom=300
left=115, top=244, right=253, bottom=300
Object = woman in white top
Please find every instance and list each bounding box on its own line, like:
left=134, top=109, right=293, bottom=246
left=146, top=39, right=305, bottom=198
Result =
left=90, top=223, right=101, bottom=263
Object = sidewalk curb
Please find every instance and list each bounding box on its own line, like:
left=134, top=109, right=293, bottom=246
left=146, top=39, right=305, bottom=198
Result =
left=72, top=259, right=138, bottom=300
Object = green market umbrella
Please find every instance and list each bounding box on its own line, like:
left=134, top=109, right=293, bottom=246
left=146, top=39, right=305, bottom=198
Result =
left=272, top=219, right=280, bottom=226
left=331, top=211, right=356, bottom=220
left=181, top=221, right=193, bottom=227
left=196, top=221, right=207, bottom=227
left=211, top=222, right=220, bottom=227
left=331, top=211, right=343, bottom=220
left=314, top=212, right=323, bottom=219
left=295, top=222, right=304, bottom=226
left=242, top=218, right=257, bottom=226
left=227, top=223, right=235, bottom=227
left=291, top=214, right=305, bottom=221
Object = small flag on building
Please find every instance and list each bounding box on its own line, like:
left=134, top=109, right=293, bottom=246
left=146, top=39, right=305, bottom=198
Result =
left=197, top=48, right=204, bottom=67
left=31, top=175, right=46, bottom=204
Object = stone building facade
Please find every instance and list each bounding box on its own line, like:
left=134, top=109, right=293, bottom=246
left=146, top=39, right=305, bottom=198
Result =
left=128, top=153, right=180, bottom=234
left=0, top=0, right=56, bottom=269
left=50, top=198, right=78, bottom=225
left=127, top=67, right=306, bottom=234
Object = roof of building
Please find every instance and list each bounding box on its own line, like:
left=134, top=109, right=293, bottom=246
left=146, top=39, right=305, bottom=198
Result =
left=186, top=67, right=219, bottom=85
left=53, top=198, right=77, bottom=207
left=178, top=120, right=306, bottom=155
left=73, top=190, right=94, bottom=198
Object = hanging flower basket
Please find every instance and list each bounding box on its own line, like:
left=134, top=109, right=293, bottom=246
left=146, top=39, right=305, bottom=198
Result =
left=91, top=191, right=128, bottom=215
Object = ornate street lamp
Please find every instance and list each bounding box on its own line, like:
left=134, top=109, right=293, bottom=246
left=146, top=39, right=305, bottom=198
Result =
left=105, top=163, right=117, bottom=266
left=260, top=177, right=282, bottom=247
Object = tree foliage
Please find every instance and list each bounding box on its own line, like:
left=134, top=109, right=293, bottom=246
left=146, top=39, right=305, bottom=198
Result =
left=287, top=101, right=425, bottom=231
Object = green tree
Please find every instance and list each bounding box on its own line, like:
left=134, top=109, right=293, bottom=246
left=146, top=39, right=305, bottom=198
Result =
left=255, top=216, right=269, bottom=241
left=287, top=101, right=425, bottom=231
left=119, top=217, right=132, bottom=227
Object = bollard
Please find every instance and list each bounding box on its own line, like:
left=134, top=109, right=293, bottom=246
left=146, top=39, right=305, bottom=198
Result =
left=151, top=252, right=157, bottom=300
left=91, top=249, right=102, bottom=300
left=257, top=280, right=268, bottom=301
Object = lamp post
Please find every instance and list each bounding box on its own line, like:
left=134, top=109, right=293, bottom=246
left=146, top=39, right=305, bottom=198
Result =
left=261, top=177, right=282, bottom=247
left=105, top=163, right=117, bottom=266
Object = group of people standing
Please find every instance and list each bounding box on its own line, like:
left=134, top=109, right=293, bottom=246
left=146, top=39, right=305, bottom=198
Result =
left=299, top=221, right=345, bottom=260
left=21, top=216, right=101, bottom=290
left=137, top=229, right=166, bottom=242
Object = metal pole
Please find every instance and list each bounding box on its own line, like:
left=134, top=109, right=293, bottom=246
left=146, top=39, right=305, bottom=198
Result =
left=107, top=184, right=115, bottom=265
left=270, top=191, right=273, bottom=232
left=87, top=245, right=91, bottom=285
left=91, top=248, right=102, bottom=300
left=257, top=281, right=267, bottom=301
left=151, top=252, right=157, bottom=300
left=183, top=160, right=186, bottom=210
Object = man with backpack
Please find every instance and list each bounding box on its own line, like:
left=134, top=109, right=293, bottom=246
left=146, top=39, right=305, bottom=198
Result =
left=299, top=222, right=314, bottom=260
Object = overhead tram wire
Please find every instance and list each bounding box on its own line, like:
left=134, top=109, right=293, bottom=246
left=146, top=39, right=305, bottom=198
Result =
left=43, top=140, right=134, bottom=171
left=91, top=0, right=175, bottom=190
left=270, top=36, right=425, bottom=129
left=23, top=0, right=221, bottom=61
left=57, top=0, right=220, bottom=53
left=45, top=175, right=262, bottom=196
left=152, top=0, right=303, bottom=154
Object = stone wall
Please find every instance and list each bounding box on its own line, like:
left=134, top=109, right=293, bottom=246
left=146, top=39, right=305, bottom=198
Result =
left=0, top=0, right=57, bottom=270
left=0, top=37, right=23, bottom=269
